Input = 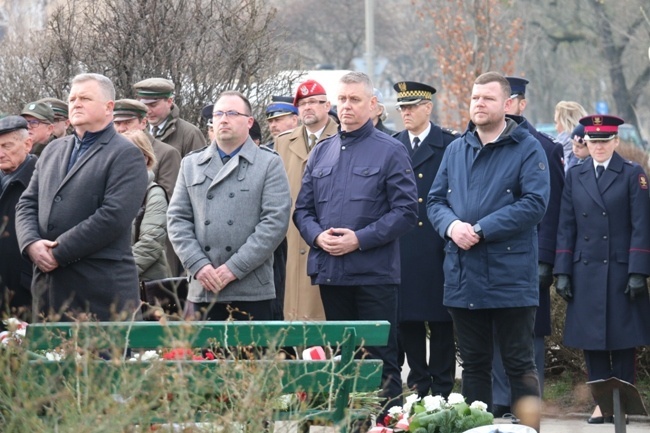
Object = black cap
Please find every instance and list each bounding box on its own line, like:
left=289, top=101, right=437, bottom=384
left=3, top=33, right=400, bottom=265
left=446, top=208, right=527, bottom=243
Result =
left=393, top=81, right=437, bottom=106
left=505, top=77, right=529, bottom=97
left=249, top=118, right=262, bottom=142
left=0, top=116, right=29, bottom=136
left=201, top=104, right=214, bottom=120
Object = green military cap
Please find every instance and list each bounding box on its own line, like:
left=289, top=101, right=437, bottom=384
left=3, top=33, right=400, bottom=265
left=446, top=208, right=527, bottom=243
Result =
left=114, top=98, right=148, bottom=121
left=0, top=115, right=28, bottom=136
left=133, top=78, right=175, bottom=103
left=37, top=97, right=68, bottom=120
left=21, top=101, right=55, bottom=123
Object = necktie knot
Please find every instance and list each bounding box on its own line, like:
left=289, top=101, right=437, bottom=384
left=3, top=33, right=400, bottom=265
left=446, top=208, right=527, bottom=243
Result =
left=308, top=134, right=317, bottom=150
left=596, top=165, right=605, bottom=179
left=412, top=137, right=420, bottom=151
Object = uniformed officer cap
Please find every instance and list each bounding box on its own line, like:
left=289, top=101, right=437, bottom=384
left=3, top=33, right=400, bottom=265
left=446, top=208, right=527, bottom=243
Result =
left=0, top=116, right=28, bottom=136
left=201, top=104, right=214, bottom=120
left=37, top=97, right=68, bottom=120
left=20, top=101, right=55, bottom=123
left=293, top=79, right=327, bottom=107
left=113, top=99, right=148, bottom=121
left=266, top=96, right=299, bottom=120
left=579, top=114, right=624, bottom=142
left=505, top=76, right=529, bottom=97
left=133, top=78, right=175, bottom=104
left=393, top=81, right=437, bottom=106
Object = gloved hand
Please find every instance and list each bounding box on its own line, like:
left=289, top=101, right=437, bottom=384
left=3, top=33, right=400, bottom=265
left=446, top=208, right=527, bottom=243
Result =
left=555, top=274, right=573, bottom=302
left=538, top=262, right=553, bottom=289
left=624, top=274, right=648, bottom=301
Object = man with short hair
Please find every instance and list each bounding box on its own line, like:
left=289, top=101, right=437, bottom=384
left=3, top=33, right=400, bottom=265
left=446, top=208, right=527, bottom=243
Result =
left=37, top=97, right=71, bottom=138
left=294, top=71, right=418, bottom=414
left=167, top=91, right=290, bottom=321
left=276, top=79, right=338, bottom=321
left=371, top=88, right=395, bottom=135
left=16, top=73, right=148, bottom=321
left=490, top=76, right=565, bottom=418
left=113, top=99, right=181, bottom=199
left=21, top=101, right=55, bottom=157
left=264, top=96, right=299, bottom=149
left=133, top=78, right=205, bottom=157
left=392, top=81, right=458, bottom=398
left=0, top=116, right=35, bottom=324
left=427, top=72, right=549, bottom=431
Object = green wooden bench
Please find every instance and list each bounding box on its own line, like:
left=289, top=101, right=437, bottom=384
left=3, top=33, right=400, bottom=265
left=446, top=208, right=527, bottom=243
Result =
left=25, top=320, right=389, bottom=432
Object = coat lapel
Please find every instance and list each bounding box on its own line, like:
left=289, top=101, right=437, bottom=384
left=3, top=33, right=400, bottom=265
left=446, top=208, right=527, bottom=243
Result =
left=209, top=138, right=257, bottom=188
left=411, top=123, right=444, bottom=169
left=578, top=158, right=606, bottom=210
left=598, top=152, right=623, bottom=194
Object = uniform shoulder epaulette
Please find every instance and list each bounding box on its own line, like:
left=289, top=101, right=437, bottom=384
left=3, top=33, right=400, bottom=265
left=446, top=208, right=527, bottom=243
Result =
left=539, top=132, right=559, bottom=144
left=259, top=145, right=278, bottom=155
left=185, top=145, right=209, bottom=156
left=442, top=127, right=460, bottom=137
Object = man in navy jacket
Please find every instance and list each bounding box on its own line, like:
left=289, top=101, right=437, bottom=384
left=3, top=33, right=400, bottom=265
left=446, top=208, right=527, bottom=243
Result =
left=427, top=72, right=549, bottom=431
left=294, top=72, right=418, bottom=416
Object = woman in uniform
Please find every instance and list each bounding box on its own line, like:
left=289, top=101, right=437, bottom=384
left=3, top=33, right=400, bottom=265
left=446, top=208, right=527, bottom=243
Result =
left=554, top=114, right=650, bottom=424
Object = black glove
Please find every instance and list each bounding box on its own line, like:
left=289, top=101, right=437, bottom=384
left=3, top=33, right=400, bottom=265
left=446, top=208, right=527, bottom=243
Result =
left=625, top=274, right=648, bottom=301
left=555, top=274, right=573, bottom=302
left=538, top=262, right=553, bottom=289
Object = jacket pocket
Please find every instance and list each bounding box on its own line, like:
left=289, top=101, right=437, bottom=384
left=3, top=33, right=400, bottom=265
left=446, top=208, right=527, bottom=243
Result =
left=312, top=166, right=333, bottom=203
left=443, top=242, right=460, bottom=288
left=486, top=239, right=530, bottom=287
left=350, top=166, right=380, bottom=201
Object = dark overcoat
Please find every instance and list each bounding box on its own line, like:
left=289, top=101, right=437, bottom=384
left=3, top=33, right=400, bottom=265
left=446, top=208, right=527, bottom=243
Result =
left=15, top=125, right=148, bottom=321
left=394, top=123, right=457, bottom=322
left=554, top=152, right=650, bottom=350
left=0, top=155, right=37, bottom=311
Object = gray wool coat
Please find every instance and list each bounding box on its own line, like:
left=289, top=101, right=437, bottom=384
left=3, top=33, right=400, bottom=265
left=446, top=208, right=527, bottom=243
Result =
left=167, top=137, right=291, bottom=303
left=15, top=125, right=148, bottom=321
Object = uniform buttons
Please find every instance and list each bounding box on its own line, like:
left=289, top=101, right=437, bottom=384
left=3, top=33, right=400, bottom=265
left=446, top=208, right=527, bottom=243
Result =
left=204, top=220, right=211, bottom=225
left=227, top=220, right=234, bottom=225
left=207, top=194, right=214, bottom=199
left=225, top=246, right=232, bottom=252
left=326, top=278, right=331, bottom=283
left=448, top=189, right=452, bottom=193
left=299, top=249, right=306, bottom=255
left=603, top=235, right=607, bottom=240
left=582, top=212, right=587, bottom=217
left=362, top=169, right=368, bottom=175
left=602, top=212, right=607, bottom=216
left=583, top=260, right=588, bottom=265
left=54, top=196, right=62, bottom=202
left=418, top=221, right=423, bottom=227
left=341, top=146, right=346, bottom=150
left=506, top=189, right=511, bottom=193
left=229, top=192, right=235, bottom=198
left=205, top=246, right=211, bottom=252
left=341, top=135, right=346, bottom=140
left=603, top=260, right=608, bottom=264
left=418, top=197, right=423, bottom=203
left=469, top=303, right=474, bottom=308
left=418, top=173, right=423, bottom=179
left=584, top=236, right=589, bottom=241
left=506, top=246, right=511, bottom=251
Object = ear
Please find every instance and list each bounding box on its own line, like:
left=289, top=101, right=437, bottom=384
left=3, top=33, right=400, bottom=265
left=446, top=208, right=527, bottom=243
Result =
left=24, top=136, right=33, bottom=153
left=105, top=100, right=115, bottom=115
left=504, top=96, right=513, bottom=112
left=370, top=95, right=378, bottom=111
left=519, top=98, right=528, bottom=113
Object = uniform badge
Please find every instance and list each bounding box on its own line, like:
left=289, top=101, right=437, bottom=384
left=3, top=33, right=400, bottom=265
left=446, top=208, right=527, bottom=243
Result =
left=639, top=174, right=648, bottom=190
left=29, top=104, right=36, bottom=110
left=593, top=117, right=602, bottom=125
left=398, top=82, right=407, bottom=92
left=300, top=85, right=309, bottom=96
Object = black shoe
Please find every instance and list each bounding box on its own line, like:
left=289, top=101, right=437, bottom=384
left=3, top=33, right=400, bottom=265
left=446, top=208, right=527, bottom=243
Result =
left=502, top=413, right=520, bottom=424
left=491, top=404, right=511, bottom=418
left=587, top=415, right=613, bottom=424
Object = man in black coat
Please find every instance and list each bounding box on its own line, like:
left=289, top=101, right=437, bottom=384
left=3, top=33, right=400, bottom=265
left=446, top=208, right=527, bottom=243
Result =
left=491, top=77, right=565, bottom=417
left=393, top=81, right=458, bottom=398
left=0, top=116, right=36, bottom=326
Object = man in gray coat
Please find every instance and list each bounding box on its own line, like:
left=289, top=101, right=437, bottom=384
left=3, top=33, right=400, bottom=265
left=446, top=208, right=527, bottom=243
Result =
left=167, top=91, right=291, bottom=321
left=15, top=73, right=148, bottom=322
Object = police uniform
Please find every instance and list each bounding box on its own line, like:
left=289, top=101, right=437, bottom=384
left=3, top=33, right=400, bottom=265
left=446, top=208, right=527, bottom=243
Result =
left=263, top=96, right=299, bottom=149
left=555, top=115, right=650, bottom=388
left=392, top=81, right=458, bottom=397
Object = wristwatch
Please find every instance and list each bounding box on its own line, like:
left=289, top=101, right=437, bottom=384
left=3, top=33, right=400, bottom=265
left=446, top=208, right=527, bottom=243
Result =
left=472, top=223, right=484, bottom=239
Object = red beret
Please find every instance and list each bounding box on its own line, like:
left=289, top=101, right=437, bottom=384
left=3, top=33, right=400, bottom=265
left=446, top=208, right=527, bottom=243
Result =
left=293, top=80, right=327, bottom=107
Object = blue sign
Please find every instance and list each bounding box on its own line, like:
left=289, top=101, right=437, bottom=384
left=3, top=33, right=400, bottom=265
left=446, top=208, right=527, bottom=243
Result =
left=595, top=101, right=609, bottom=115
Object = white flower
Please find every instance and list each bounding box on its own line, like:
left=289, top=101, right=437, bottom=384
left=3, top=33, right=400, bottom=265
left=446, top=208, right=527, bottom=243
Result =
left=469, top=400, right=488, bottom=411
left=387, top=405, right=403, bottom=417
left=422, top=395, right=445, bottom=412
left=45, top=351, right=62, bottom=361
left=140, top=350, right=159, bottom=361
left=403, top=394, right=421, bottom=414
left=447, top=392, right=465, bottom=405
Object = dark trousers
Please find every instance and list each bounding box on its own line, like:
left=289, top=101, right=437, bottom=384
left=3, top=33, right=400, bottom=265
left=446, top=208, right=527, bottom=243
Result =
left=584, top=348, right=636, bottom=384
left=449, top=306, right=540, bottom=412
left=399, top=320, right=455, bottom=398
left=185, top=299, right=273, bottom=321
left=319, top=284, right=402, bottom=412
left=493, top=335, right=545, bottom=407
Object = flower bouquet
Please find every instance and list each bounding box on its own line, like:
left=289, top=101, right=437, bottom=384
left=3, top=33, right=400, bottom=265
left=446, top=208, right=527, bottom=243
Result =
left=377, top=393, right=493, bottom=433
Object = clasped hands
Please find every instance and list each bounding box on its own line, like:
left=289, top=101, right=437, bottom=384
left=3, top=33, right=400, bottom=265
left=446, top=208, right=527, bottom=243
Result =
left=196, top=264, right=236, bottom=293
left=26, top=239, right=59, bottom=273
left=450, top=222, right=480, bottom=251
left=316, top=228, right=359, bottom=256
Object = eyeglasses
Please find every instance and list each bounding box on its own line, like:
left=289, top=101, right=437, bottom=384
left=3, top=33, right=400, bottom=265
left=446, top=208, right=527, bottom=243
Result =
left=26, top=119, right=50, bottom=129
left=297, top=99, right=327, bottom=108
left=213, top=110, right=250, bottom=119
